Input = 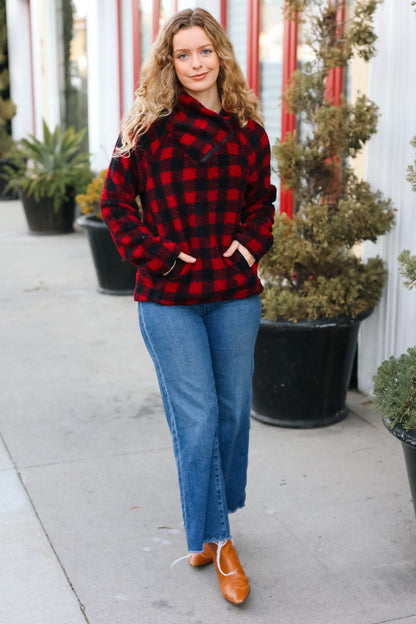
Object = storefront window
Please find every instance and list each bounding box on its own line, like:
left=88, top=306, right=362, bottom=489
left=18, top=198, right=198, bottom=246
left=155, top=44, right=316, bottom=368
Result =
left=61, top=0, right=88, bottom=150
left=259, top=0, right=284, bottom=188
left=227, top=0, right=248, bottom=79
left=140, top=0, right=152, bottom=62
left=160, top=0, right=175, bottom=28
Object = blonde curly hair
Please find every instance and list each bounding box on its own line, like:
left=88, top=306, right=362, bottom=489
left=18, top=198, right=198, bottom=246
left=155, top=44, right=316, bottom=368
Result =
left=117, top=8, right=263, bottom=156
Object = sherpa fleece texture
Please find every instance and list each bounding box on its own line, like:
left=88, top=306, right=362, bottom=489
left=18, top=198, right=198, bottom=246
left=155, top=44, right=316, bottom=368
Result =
left=100, top=91, right=276, bottom=305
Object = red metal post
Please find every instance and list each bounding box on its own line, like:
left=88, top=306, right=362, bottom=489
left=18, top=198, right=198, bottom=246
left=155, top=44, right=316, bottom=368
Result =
left=246, top=0, right=259, bottom=95
left=324, top=0, right=345, bottom=105
left=131, top=0, right=141, bottom=92
left=152, top=0, right=160, bottom=40
left=220, top=0, right=227, bottom=29
left=279, top=12, right=298, bottom=217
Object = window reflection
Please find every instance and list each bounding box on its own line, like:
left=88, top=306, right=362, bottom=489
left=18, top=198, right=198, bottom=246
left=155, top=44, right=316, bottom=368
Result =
left=160, top=0, right=175, bottom=28
left=259, top=0, right=284, bottom=190
left=63, top=0, right=88, bottom=150
left=227, top=0, right=248, bottom=78
left=140, top=0, right=152, bottom=62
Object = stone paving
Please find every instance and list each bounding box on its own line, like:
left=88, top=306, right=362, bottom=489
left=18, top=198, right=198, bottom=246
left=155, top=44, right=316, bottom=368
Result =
left=1, top=199, right=416, bottom=624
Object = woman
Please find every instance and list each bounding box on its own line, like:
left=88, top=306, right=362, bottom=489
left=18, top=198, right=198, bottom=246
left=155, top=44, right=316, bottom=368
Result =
left=101, top=8, right=276, bottom=605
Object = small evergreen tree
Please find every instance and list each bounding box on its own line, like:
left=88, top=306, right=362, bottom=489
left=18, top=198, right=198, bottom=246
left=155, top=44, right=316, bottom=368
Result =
left=260, top=0, right=395, bottom=321
left=373, top=348, right=416, bottom=431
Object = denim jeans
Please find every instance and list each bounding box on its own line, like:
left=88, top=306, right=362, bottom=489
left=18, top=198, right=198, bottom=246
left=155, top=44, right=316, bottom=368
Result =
left=138, top=295, right=261, bottom=553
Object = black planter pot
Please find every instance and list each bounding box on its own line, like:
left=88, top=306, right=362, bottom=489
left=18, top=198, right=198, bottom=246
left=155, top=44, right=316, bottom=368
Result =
left=20, top=190, right=75, bottom=234
left=383, top=419, right=416, bottom=518
left=77, top=215, right=137, bottom=295
left=252, top=310, right=372, bottom=428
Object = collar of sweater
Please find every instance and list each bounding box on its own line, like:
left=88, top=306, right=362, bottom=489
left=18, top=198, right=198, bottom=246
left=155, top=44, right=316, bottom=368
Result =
left=166, top=90, right=240, bottom=163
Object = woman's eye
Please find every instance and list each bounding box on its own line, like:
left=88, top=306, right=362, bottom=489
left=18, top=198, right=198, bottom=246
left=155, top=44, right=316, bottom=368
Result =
left=177, top=53, right=187, bottom=60
left=202, top=48, right=212, bottom=55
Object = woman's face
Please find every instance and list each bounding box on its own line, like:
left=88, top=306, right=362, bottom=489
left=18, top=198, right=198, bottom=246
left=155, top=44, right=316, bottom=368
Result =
left=172, top=26, right=220, bottom=102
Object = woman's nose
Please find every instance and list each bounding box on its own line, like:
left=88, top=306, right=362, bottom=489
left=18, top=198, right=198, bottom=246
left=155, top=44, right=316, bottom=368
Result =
left=191, top=54, right=202, bottom=69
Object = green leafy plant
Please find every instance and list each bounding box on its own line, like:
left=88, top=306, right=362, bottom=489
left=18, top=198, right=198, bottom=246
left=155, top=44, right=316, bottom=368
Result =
left=76, top=169, right=107, bottom=220
left=398, top=249, right=416, bottom=289
left=373, top=348, right=416, bottom=431
left=260, top=0, right=395, bottom=321
left=406, top=136, right=416, bottom=193
left=5, top=121, right=92, bottom=211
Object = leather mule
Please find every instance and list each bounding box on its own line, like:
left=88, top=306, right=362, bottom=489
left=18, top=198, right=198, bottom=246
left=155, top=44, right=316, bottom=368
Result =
left=206, top=540, right=250, bottom=605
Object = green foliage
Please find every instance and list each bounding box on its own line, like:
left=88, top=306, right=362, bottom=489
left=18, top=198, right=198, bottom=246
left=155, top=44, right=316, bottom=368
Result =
left=0, top=0, right=17, bottom=158
left=5, top=121, right=92, bottom=211
left=76, top=169, right=107, bottom=220
left=406, top=136, right=416, bottom=192
left=373, top=348, right=416, bottom=431
left=262, top=0, right=395, bottom=321
left=398, top=249, right=416, bottom=290
left=284, top=0, right=383, bottom=65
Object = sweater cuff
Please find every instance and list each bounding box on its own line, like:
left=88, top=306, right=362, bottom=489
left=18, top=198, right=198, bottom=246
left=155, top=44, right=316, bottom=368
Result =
left=235, top=233, right=262, bottom=262
left=145, top=244, right=180, bottom=275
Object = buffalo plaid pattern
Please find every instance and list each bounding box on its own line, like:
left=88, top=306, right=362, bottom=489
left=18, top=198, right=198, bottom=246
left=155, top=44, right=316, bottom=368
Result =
left=100, top=91, right=276, bottom=305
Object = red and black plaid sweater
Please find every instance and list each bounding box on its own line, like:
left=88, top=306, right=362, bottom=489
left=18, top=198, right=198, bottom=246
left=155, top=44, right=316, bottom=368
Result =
left=100, top=91, right=276, bottom=305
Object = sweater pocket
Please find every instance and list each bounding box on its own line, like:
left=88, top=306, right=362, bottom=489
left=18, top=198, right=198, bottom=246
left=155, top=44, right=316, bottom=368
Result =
left=223, top=250, right=259, bottom=288
left=140, top=249, right=259, bottom=301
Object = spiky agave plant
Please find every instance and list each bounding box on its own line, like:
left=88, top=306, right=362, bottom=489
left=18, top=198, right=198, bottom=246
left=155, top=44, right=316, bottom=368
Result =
left=6, top=121, right=92, bottom=211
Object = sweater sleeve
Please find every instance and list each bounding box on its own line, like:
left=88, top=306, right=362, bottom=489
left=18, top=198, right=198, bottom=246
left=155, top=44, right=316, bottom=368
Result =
left=236, top=125, right=276, bottom=261
left=100, top=138, right=180, bottom=275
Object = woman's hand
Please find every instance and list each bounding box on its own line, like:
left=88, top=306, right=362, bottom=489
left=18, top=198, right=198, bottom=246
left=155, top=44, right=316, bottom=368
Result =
left=223, top=241, right=255, bottom=267
left=178, top=251, right=197, bottom=263
left=162, top=251, right=196, bottom=276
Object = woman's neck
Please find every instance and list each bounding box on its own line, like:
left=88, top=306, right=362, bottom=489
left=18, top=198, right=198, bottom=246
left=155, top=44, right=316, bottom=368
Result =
left=184, top=88, right=222, bottom=114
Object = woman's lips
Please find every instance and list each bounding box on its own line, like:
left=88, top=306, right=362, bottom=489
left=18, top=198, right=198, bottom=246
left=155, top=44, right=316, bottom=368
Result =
left=190, top=72, right=208, bottom=80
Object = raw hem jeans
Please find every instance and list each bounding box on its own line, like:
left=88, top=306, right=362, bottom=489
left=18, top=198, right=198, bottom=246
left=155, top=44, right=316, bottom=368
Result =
left=138, top=295, right=261, bottom=553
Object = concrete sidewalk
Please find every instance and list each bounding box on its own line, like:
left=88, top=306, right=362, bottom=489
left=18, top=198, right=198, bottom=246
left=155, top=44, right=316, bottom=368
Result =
left=1, top=199, right=416, bottom=624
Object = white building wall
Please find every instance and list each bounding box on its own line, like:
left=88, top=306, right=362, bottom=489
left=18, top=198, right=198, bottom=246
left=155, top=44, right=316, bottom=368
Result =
left=358, top=2, right=416, bottom=395
left=6, top=0, right=34, bottom=138
left=86, top=0, right=120, bottom=171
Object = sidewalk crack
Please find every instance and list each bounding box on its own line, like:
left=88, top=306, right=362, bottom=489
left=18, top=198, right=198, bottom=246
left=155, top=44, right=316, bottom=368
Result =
left=0, top=431, right=91, bottom=624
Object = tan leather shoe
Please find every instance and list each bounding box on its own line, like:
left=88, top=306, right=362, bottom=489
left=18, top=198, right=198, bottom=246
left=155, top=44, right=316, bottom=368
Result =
left=189, top=544, right=214, bottom=566
left=206, top=540, right=250, bottom=605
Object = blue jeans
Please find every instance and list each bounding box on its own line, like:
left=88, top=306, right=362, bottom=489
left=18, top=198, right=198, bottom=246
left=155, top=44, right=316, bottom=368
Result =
left=138, top=295, right=261, bottom=553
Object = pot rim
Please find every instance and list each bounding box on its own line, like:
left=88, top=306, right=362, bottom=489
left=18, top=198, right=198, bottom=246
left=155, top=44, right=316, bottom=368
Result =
left=383, top=416, right=416, bottom=447
left=259, top=308, right=373, bottom=330
left=76, top=214, right=107, bottom=229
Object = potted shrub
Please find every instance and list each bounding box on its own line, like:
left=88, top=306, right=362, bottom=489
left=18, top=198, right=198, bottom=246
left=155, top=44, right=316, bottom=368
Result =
left=5, top=121, right=92, bottom=234
left=373, top=138, right=416, bottom=516
left=252, top=0, right=396, bottom=427
left=373, top=250, right=416, bottom=517
left=76, top=171, right=137, bottom=295
left=0, top=0, right=19, bottom=199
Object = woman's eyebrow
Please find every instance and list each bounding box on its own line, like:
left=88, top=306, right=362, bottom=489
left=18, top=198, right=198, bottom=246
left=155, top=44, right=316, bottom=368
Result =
left=173, top=43, right=214, bottom=52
